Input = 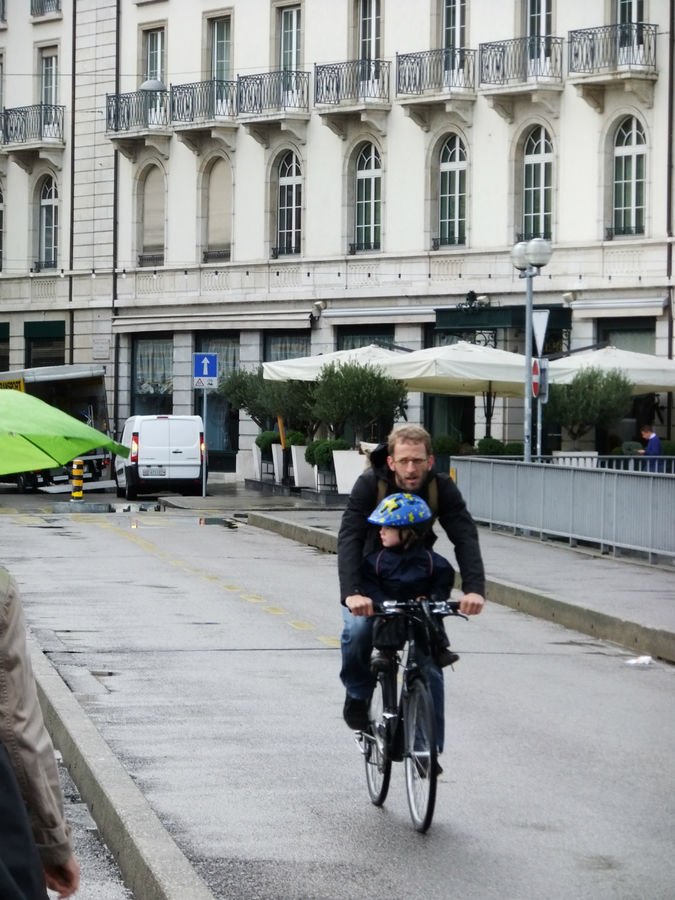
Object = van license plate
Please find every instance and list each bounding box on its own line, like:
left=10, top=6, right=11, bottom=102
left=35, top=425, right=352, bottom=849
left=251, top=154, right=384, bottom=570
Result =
left=143, top=467, right=166, bottom=477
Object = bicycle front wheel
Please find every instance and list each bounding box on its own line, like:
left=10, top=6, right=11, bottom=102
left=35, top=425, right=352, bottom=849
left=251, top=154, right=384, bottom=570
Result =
left=365, top=674, right=392, bottom=806
left=403, top=678, right=437, bottom=832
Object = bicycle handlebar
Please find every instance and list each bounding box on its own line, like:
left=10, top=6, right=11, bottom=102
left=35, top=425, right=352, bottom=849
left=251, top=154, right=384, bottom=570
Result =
left=378, top=598, right=468, bottom=621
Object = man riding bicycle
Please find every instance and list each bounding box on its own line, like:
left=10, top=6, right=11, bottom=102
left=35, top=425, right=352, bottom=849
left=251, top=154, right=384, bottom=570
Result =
left=337, top=424, right=485, bottom=733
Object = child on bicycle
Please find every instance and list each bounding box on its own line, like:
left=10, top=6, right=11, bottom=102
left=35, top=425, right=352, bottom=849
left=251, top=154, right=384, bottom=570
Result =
left=361, top=492, right=459, bottom=670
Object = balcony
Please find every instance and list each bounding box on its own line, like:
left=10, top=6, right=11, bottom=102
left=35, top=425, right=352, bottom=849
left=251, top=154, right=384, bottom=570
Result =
left=396, top=48, right=477, bottom=130
left=170, top=79, right=238, bottom=154
left=105, top=88, right=172, bottom=161
left=271, top=242, right=300, bottom=259
left=314, top=59, right=391, bottom=139
left=479, top=36, right=564, bottom=122
left=568, top=23, right=658, bottom=112
left=202, top=247, right=231, bottom=264
left=1, top=104, right=65, bottom=172
left=236, top=70, right=310, bottom=147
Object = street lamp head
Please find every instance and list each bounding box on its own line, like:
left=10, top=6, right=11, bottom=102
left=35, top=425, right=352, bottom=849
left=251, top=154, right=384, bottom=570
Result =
left=139, top=77, right=166, bottom=92
left=526, top=237, right=553, bottom=269
left=510, top=241, right=529, bottom=271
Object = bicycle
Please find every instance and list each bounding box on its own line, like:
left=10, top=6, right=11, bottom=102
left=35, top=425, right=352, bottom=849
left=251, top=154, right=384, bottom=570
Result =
left=357, top=597, right=467, bottom=833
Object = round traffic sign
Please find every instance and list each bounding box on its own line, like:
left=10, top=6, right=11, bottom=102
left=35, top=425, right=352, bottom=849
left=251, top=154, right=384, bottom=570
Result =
left=532, top=359, right=540, bottom=398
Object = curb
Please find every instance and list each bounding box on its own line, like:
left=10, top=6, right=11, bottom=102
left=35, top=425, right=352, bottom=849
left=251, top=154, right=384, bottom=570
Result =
left=247, top=512, right=675, bottom=664
left=29, top=635, right=217, bottom=900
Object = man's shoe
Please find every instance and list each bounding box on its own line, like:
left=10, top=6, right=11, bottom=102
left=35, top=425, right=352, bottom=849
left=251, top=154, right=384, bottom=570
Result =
left=434, top=648, right=460, bottom=668
left=343, top=694, right=370, bottom=731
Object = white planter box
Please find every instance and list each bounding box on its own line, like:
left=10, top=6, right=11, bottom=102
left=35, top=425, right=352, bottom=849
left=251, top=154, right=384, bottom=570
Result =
left=271, top=443, right=285, bottom=484
left=332, top=449, right=368, bottom=495
left=290, top=445, right=315, bottom=488
left=251, top=443, right=262, bottom=480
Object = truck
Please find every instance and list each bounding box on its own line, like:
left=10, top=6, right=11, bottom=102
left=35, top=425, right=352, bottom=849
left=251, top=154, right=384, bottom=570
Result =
left=0, top=364, right=115, bottom=492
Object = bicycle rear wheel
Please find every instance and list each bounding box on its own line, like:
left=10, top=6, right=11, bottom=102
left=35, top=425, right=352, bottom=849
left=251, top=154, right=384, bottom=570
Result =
left=365, top=674, right=392, bottom=806
left=403, top=678, right=437, bottom=832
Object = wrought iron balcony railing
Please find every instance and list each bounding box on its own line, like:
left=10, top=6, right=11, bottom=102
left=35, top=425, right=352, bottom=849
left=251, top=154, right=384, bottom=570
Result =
left=397, top=48, right=476, bottom=95
left=605, top=224, right=645, bottom=240
left=138, top=253, right=164, bottom=268
left=432, top=234, right=466, bottom=249
left=106, top=90, right=169, bottom=132
left=480, top=36, right=563, bottom=85
left=237, top=70, right=309, bottom=115
left=202, top=248, right=231, bottom=263
left=170, top=79, right=237, bottom=122
left=568, top=23, right=657, bottom=74
left=31, top=0, right=60, bottom=14
left=348, top=240, right=381, bottom=254
left=516, top=230, right=553, bottom=242
left=32, top=259, right=57, bottom=273
left=271, top=243, right=300, bottom=258
left=315, top=59, right=390, bottom=104
left=2, top=104, right=64, bottom=143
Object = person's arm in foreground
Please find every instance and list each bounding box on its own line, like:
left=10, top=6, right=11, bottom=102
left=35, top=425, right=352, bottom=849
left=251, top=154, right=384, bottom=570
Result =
left=0, top=572, right=80, bottom=898
left=338, top=472, right=377, bottom=616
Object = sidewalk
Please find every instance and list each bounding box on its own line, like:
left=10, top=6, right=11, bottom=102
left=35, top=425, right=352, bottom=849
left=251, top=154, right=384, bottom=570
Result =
left=163, top=484, right=675, bottom=665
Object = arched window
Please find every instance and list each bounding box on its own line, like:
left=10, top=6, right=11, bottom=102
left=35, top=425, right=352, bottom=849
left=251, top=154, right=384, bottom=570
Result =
left=277, top=151, right=301, bottom=255
left=39, top=176, right=58, bottom=269
left=204, top=157, right=232, bottom=262
left=140, top=166, right=165, bottom=266
left=354, top=143, right=381, bottom=252
left=613, top=116, right=645, bottom=237
left=522, top=125, right=552, bottom=241
left=439, top=134, right=466, bottom=246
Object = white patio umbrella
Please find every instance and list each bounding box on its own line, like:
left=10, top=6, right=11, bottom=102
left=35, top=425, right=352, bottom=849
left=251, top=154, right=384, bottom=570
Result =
left=262, top=343, right=406, bottom=381
left=547, top=347, right=675, bottom=395
left=374, top=341, right=528, bottom=398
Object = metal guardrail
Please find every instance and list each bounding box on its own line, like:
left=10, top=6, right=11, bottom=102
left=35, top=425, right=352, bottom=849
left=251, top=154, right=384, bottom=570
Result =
left=106, top=90, right=169, bottom=131
left=315, top=59, right=390, bottom=104
left=31, top=0, right=59, bottom=14
left=237, top=70, right=309, bottom=114
left=479, top=36, right=563, bottom=85
left=396, top=48, right=476, bottom=94
left=452, top=456, right=675, bottom=562
left=568, top=23, right=657, bottom=74
left=170, top=79, right=237, bottom=121
left=2, top=104, right=64, bottom=143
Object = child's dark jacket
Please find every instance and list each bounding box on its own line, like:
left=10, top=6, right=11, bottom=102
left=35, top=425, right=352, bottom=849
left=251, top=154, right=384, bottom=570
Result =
left=361, top=542, right=454, bottom=607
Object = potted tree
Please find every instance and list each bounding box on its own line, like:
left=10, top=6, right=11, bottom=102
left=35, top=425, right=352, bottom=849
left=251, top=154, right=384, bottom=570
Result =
left=544, top=367, right=634, bottom=464
left=311, top=362, right=408, bottom=494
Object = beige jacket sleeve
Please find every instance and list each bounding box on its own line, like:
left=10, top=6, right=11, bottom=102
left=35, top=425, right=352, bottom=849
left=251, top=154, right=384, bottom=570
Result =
left=0, top=568, right=72, bottom=866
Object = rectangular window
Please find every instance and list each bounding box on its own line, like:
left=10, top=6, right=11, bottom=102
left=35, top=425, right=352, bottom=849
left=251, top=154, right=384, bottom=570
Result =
left=263, top=331, right=310, bottom=362
left=0, top=323, right=8, bottom=371
left=24, top=321, right=65, bottom=367
left=211, top=17, right=231, bottom=81
left=145, top=28, right=165, bottom=82
left=41, top=50, right=58, bottom=104
left=280, top=6, right=301, bottom=71
left=132, top=336, right=173, bottom=415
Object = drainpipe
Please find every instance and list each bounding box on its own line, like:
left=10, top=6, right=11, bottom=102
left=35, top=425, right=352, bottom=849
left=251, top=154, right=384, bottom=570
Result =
left=67, top=0, right=77, bottom=363
left=666, top=0, right=674, bottom=437
left=112, top=0, right=121, bottom=436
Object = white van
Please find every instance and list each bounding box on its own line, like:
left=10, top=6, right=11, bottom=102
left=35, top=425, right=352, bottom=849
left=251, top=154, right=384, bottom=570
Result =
left=114, top=415, right=206, bottom=500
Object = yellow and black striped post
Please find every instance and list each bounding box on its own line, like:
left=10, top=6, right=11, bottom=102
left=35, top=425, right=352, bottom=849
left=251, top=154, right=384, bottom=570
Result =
left=70, top=459, right=84, bottom=502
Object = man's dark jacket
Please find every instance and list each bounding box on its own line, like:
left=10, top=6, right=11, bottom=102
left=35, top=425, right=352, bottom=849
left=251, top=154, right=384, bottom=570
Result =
left=337, top=444, right=486, bottom=603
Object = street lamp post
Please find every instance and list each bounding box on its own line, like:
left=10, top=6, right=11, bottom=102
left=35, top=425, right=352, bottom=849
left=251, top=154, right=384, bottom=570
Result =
left=511, top=237, right=553, bottom=462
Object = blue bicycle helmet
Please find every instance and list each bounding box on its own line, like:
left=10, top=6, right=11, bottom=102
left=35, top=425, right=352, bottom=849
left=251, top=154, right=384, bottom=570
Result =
left=367, top=492, right=432, bottom=527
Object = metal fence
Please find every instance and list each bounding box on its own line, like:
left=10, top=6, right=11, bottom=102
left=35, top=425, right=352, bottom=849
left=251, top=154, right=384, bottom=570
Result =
left=396, top=48, right=476, bottom=94
left=452, top=457, right=675, bottom=563
left=479, top=36, right=563, bottom=85
left=237, top=70, right=309, bottom=114
left=106, top=90, right=169, bottom=131
left=568, top=23, right=657, bottom=74
left=2, top=104, right=64, bottom=143
left=315, top=59, right=390, bottom=104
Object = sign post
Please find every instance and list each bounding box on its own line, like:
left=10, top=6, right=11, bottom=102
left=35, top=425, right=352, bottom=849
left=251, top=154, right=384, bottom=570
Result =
left=535, top=358, right=549, bottom=457
left=193, top=353, right=218, bottom=497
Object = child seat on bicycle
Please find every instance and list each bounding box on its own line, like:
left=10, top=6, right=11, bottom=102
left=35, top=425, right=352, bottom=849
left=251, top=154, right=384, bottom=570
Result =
left=362, top=492, right=459, bottom=669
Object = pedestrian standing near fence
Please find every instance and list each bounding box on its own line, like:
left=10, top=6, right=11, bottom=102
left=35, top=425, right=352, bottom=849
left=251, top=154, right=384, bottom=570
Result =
left=638, top=424, right=663, bottom=472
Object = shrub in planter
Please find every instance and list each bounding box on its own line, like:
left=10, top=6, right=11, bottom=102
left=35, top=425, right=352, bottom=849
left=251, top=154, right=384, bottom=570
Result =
left=255, top=430, right=281, bottom=457
left=305, top=438, right=350, bottom=469
left=477, top=437, right=505, bottom=456
left=432, top=435, right=461, bottom=456
left=661, top=440, right=675, bottom=456
left=503, top=441, right=524, bottom=456
left=286, top=430, right=307, bottom=446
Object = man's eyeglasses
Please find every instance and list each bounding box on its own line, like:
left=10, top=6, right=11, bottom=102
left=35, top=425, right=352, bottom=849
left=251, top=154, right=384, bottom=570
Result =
left=392, top=457, right=428, bottom=467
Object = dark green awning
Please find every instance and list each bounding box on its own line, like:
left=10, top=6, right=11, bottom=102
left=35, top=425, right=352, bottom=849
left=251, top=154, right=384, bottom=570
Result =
left=435, top=305, right=571, bottom=331
left=24, top=320, right=66, bottom=338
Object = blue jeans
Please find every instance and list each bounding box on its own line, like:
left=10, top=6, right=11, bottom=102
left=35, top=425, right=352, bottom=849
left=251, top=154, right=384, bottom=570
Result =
left=339, top=606, right=446, bottom=752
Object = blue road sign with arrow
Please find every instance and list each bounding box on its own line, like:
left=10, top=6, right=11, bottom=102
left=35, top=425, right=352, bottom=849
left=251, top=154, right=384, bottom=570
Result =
left=193, top=353, right=218, bottom=388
